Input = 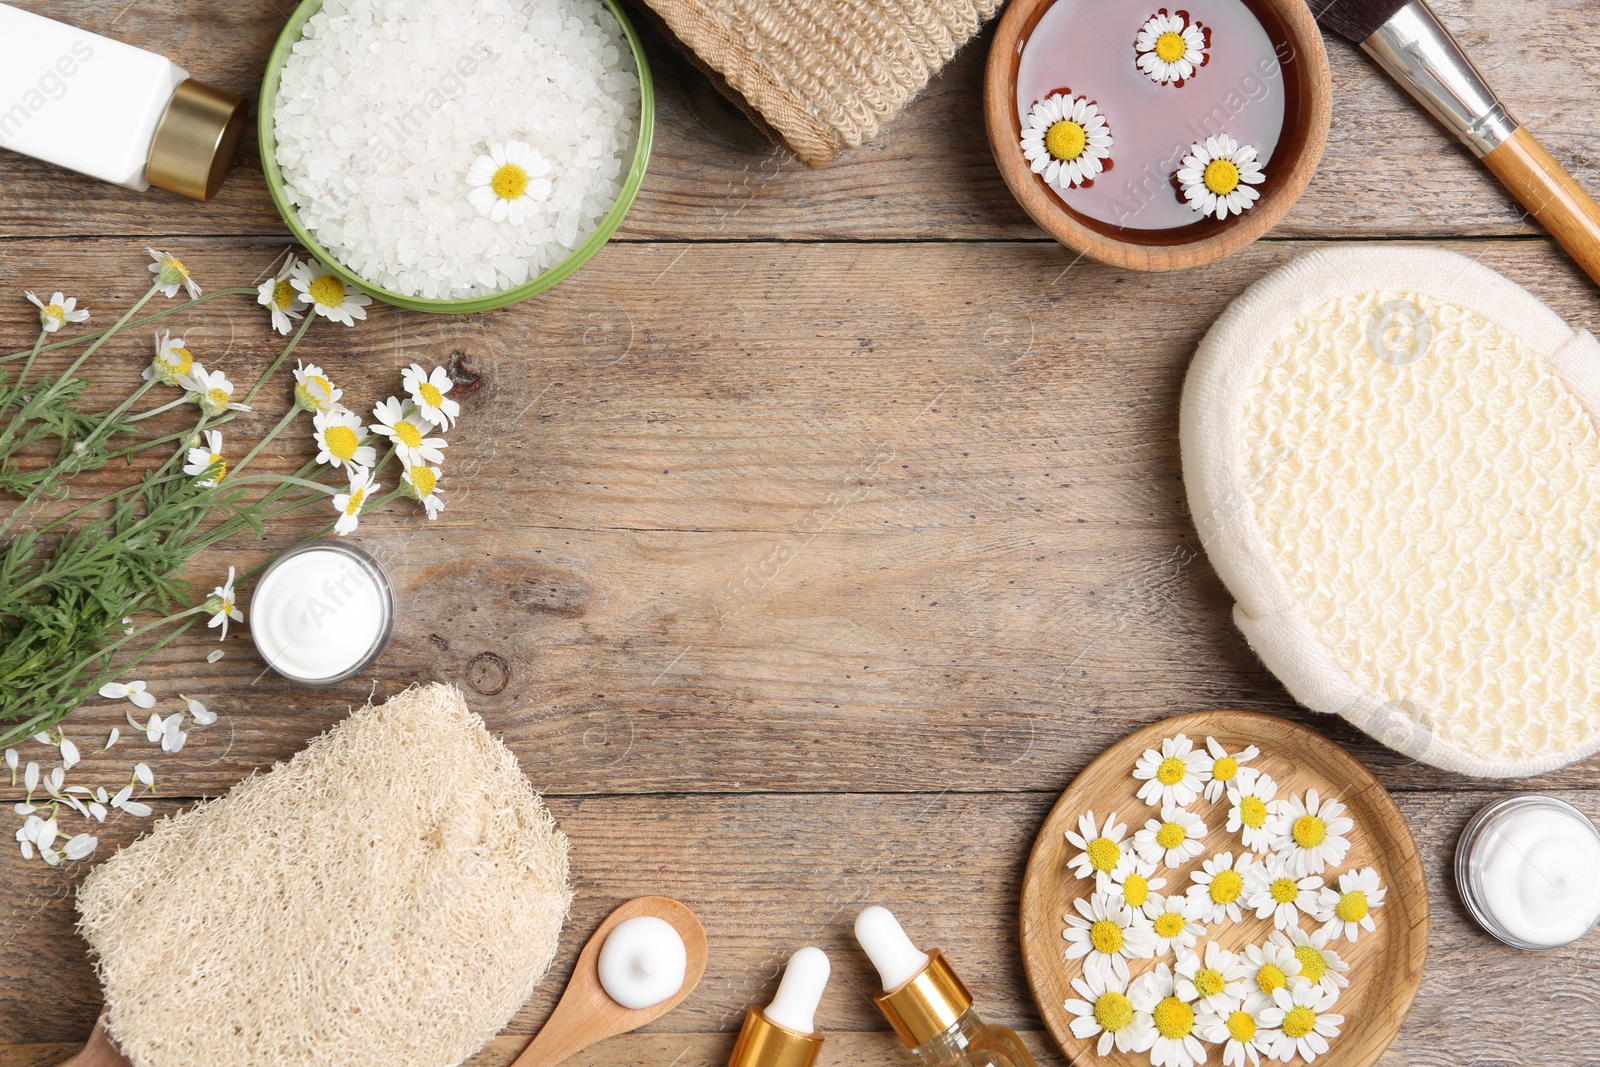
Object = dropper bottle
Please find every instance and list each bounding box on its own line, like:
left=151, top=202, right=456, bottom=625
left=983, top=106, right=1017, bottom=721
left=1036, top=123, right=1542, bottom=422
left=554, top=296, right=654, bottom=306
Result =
left=728, top=946, right=832, bottom=1067
left=855, top=906, right=1038, bottom=1067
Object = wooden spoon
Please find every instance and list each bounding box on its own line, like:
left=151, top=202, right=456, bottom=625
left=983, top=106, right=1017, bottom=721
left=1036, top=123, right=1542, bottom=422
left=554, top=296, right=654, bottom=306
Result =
left=510, top=896, right=708, bottom=1067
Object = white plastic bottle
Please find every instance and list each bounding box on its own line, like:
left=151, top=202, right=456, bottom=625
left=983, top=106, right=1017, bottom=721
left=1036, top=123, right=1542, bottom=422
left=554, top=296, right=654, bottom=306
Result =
left=727, top=947, right=832, bottom=1067
left=0, top=3, right=245, bottom=199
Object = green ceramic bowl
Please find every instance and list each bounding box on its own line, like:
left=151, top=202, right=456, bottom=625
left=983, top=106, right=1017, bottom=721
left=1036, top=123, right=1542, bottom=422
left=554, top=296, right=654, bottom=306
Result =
left=258, top=0, right=654, bottom=314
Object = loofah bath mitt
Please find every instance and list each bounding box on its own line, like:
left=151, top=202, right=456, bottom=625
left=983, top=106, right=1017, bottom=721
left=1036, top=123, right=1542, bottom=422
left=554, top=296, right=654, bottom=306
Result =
left=1183, top=247, right=1600, bottom=778
left=76, top=684, right=571, bottom=1067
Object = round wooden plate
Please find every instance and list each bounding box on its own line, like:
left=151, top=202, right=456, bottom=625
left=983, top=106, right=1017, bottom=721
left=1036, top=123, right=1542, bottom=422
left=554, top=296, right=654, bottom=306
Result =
left=1020, top=711, right=1428, bottom=1066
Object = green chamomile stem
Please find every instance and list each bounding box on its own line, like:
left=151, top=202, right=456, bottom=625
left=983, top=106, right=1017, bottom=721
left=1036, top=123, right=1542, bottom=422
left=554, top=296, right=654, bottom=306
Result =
left=126, top=394, right=192, bottom=423
left=229, top=406, right=302, bottom=478
left=226, top=473, right=340, bottom=495
left=93, top=604, right=207, bottom=660
left=0, top=288, right=257, bottom=365
left=13, top=330, right=48, bottom=388
left=200, top=484, right=332, bottom=551
left=36, top=469, right=195, bottom=536
left=105, top=409, right=238, bottom=465
left=242, top=312, right=315, bottom=407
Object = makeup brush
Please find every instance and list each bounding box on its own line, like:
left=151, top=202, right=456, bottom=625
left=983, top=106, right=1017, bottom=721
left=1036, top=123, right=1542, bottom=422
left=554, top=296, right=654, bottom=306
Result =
left=1313, top=0, right=1600, bottom=285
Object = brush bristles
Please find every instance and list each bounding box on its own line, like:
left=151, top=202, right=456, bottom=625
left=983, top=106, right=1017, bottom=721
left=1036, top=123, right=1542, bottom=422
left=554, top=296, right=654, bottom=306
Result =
left=1311, top=0, right=1411, bottom=42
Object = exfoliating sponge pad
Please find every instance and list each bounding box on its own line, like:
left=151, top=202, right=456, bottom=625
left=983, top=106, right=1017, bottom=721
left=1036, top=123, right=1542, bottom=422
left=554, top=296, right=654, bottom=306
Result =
left=1183, top=247, right=1600, bottom=777
left=76, top=684, right=572, bottom=1067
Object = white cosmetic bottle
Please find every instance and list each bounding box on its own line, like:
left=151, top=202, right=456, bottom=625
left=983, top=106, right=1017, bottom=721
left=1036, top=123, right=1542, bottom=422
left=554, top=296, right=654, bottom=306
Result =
left=0, top=3, right=246, bottom=199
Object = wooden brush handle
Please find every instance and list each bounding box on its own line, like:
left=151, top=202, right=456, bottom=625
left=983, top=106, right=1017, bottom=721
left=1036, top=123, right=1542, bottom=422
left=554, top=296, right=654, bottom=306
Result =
left=1483, top=126, right=1600, bottom=286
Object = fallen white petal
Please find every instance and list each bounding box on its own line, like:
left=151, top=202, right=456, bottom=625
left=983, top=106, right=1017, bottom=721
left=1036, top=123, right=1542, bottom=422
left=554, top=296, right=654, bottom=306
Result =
left=134, top=763, right=154, bottom=787
left=99, top=682, right=129, bottom=699
left=64, top=834, right=97, bottom=860
left=110, top=784, right=133, bottom=808
left=129, top=689, right=157, bottom=709
left=88, top=803, right=107, bottom=822
left=12, top=802, right=35, bottom=816
left=120, top=800, right=153, bottom=818
left=59, top=738, right=79, bottom=769
left=105, top=728, right=120, bottom=750
left=23, top=762, right=38, bottom=792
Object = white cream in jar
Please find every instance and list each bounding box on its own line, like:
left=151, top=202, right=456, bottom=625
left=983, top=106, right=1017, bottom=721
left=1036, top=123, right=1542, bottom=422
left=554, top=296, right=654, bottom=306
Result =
left=1457, top=795, right=1600, bottom=949
left=250, top=542, right=394, bottom=685
left=596, top=915, right=687, bottom=1010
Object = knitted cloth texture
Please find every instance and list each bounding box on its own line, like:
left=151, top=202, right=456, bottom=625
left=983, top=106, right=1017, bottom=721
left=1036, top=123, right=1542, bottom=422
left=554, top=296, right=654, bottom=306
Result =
left=643, top=0, right=1001, bottom=165
left=76, top=684, right=572, bottom=1067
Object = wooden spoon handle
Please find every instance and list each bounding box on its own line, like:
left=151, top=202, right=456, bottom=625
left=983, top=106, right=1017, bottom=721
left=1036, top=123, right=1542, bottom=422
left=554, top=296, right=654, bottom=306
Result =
left=1483, top=126, right=1600, bottom=287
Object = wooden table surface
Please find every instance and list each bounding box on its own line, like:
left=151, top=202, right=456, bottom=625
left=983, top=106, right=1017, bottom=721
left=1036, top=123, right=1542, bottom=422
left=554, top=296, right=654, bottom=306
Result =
left=3, top=2, right=1598, bottom=1065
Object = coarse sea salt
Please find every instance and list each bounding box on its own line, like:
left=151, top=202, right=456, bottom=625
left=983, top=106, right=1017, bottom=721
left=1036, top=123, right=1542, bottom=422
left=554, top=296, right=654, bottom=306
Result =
left=273, top=0, right=640, bottom=301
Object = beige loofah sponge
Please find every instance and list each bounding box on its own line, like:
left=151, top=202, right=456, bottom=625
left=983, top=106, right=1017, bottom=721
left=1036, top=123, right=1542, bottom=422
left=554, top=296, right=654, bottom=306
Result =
left=76, top=684, right=571, bottom=1067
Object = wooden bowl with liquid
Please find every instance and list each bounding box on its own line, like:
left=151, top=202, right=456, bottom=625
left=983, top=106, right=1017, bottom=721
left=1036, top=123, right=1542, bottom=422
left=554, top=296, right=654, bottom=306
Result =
left=985, top=0, right=1331, bottom=271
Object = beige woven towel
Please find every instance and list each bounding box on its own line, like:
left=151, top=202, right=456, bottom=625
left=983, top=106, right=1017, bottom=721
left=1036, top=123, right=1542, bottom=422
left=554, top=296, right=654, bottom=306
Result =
left=642, top=0, right=1002, bottom=165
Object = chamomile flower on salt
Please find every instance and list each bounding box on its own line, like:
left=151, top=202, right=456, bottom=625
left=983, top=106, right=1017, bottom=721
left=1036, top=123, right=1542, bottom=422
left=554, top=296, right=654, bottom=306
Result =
left=1019, top=93, right=1113, bottom=191
left=313, top=408, right=377, bottom=471
left=1133, top=733, right=1211, bottom=807
left=1130, top=962, right=1205, bottom=1067
left=1267, top=788, right=1353, bottom=877
left=180, top=366, right=252, bottom=417
left=205, top=566, right=244, bottom=641
left=1174, top=942, right=1248, bottom=1015
left=402, top=464, right=445, bottom=520
left=1258, top=982, right=1343, bottom=1063
left=293, top=361, right=343, bottom=414
left=403, top=363, right=460, bottom=429
left=370, top=397, right=448, bottom=468
left=1241, top=938, right=1303, bottom=1013
left=148, top=248, right=201, bottom=299
left=1065, top=810, right=1134, bottom=887
left=1177, top=135, right=1265, bottom=220
left=332, top=468, right=380, bottom=537
left=1064, top=891, right=1157, bottom=984
left=1064, top=967, right=1156, bottom=1056
left=467, top=140, right=554, bottom=224
left=1272, top=927, right=1349, bottom=995
left=1198, top=1002, right=1276, bottom=1067
left=1313, top=866, right=1386, bottom=942
left=98, top=681, right=156, bottom=709
left=258, top=256, right=304, bottom=336
left=1243, top=851, right=1321, bottom=930
left=25, top=291, right=88, bottom=333
left=144, top=330, right=195, bottom=387
left=1105, top=855, right=1166, bottom=911
left=1187, top=850, right=1254, bottom=924
left=1201, top=737, right=1258, bottom=802
left=1135, top=12, right=1206, bottom=85
left=183, top=430, right=227, bottom=487
left=290, top=259, right=370, bottom=326
left=1142, top=891, right=1207, bottom=955
left=1135, top=804, right=1207, bottom=868
left=1226, top=767, right=1279, bottom=852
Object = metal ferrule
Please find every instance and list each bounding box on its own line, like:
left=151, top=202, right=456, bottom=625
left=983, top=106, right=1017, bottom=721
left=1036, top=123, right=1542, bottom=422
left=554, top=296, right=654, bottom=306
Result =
left=1360, top=0, right=1518, bottom=157
left=874, top=950, right=975, bottom=1049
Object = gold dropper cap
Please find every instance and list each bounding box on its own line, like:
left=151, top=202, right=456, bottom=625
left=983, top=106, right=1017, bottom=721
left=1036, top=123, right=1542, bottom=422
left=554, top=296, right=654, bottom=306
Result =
left=146, top=79, right=247, bottom=201
left=727, top=1007, right=824, bottom=1067
left=874, top=950, right=974, bottom=1049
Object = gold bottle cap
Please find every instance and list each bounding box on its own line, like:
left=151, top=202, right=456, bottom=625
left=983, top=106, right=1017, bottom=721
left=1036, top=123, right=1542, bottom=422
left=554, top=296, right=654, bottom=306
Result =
left=727, top=1007, right=824, bottom=1067
left=146, top=79, right=247, bottom=201
left=873, top=950, right=974, bottom=1049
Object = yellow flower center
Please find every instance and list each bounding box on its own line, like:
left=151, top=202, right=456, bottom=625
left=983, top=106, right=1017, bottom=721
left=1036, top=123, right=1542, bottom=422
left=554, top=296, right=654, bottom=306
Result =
left=308, top=274, right=346, bottom=309
left=1153, top=997, right=1194, bottom=1040
left=272, top=279, right=296, bottom=311
left=1156, top=755, right=1188, bottom=785
left=1210, top=869, right=1244, bottom=904
left=1294, top=944, right=1327, bottom=983
left=1094, top=991, right=1134, bottom=1033
left=1239, top=795, right=1268, bottom=829
left=1155, top=30, right=1188, bottom=63
left=1270, top=877, right=1300, bottom=904
left=1089, top=918, right=1124, bottom=955
left=1212, top=756, right=1239, bottom=781
left=1122, top=872, right=1150, bottom=908
left=1282, top=1006, right=1316, bottom=1040
left=1293, top=814, right=1328, bottom=849
left=324, top=425, right=360, bottom=461
left=1335, top=890, right=1369, bottom=923
left=1153, top=911, right=1185, bottom=939
left=163, top=255, right=190, bottom=279
left=206, top=387, right=230, bottom=410
left=419, top=381, right=444, bottom=407
left=43, top=303, right=66, bottom=323
left=206, top=454, right=226, bottom=481
left=394, top=421, right=424, bottom=449
left=1155, top=821, right=1186, bottom=849
left=1257, top=963, right=1288, bottom=994
left=408, top=465, right=438, bottom=497
left=1045, top=119, right=1087, bottom=161
left=163, top=347, right=193, bottom=374
left=1226, top=1010, right=1257, bottom=1043
left=1193, top=967, right=1225, bottom=999
left=492, top=163, right=529, bottom=200
left=1203, top=158, right=1241, bottom=195
left=345, top=487, right=367, bottom=515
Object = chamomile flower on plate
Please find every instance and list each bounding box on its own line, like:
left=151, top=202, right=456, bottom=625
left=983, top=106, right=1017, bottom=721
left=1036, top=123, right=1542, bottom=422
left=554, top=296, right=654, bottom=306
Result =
left=1243, top=851, right=1321, bottom=930
left=1135, top=11, right=1206, bottom=85
left=1267, top=788, right=1354, bottom=877
left=1225, top=767, right=1279, bottom=852
left=1186, top=850, right=1254, bottom=924
left=1198, top=1002, right=1277, bottom=1067
left=1313, top=866, right=1386, bottom=942
left=1130, top=962, right=1206, bottom=1067
left=1200, top=737, right=1258, bottom=802
left=1019, top=93, right=1113, bottom=190
left=25, top=291, right=89, bottom=333
left=1064, top=891, right=1158, bottom=984
left=183, top=430, right=227, bottom=487
left=1241, top=938, right=1304, bottom=1013
left=1271, top=927, right=1349, bottom=995
left=144, top=330, right=194, bottom=387
left=1174, top=942, right=1248, bottom=1015
left=1135, top=804, right=1208, bottom=868
left=313, top=408, right=377, bottom=471
left=1105, top=855, right=1166, bottom=910
left=370, top=397, right=448, bottom=468
left=257, top=256, right=303, bottom=335
left=1065, top=810, right=1134, bottom=887
left=1176, top=135, right=1265, bottom=220
left=1258, top=982, right=1344, bottom=1063
left=1142, top=891, right=1208, bottom=956
left=1064, top=967, right=1156, bottom=1056
left=291, top=259, right=370, bottom=326
left=467, top=140, right=555, bottom=224
left=1133, top=733, right=1212, bottom=807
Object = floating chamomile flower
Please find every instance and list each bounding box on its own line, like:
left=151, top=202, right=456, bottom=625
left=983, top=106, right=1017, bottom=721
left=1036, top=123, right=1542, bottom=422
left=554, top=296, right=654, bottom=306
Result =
left=333, top=468, right=380, bottom=537
left=1065, top=810, right=1134, bottom=887
left=403, top=363, right=460, bottom=430
left=183, top=430, right=227, bottom=487
left=402, top=463, right=445, bottom=520
left=1142, top=891, right=1207, bottom=955
left=1130, top=962, right=1205, bottom=1067
left=1197, top=1002, right=1277, bottom=1067
left=467, top=140, right=554, bottom=224
left=1241, top=938, right=1303, bottom=1014
left=1313, top=866, right=1386, bottom=942
left=1258, top=982, right=1343, bottom=1063
left=1106, top=855, right=1166, bottom=910
left=1187, top=850, right=1254, bottom=924
left=293, top=361, right=343, bottom=414
left=147, top=248, right=201, bottom=299
left=1272, top=927, right=1349, bottom=995
left=1201, top=737, right=1257, bottom=802
left=180, top=366, right=252, bottom=417
left=1177, top=135, right=1264, bottom=220
left=1064, top=967, right=1156, bottom=1056
left=313, top=408, right=377, bottom=471
left=1064, top=891, right=1158, bottom=984
left=205, top=565, right=244, bottom=641
left=1267, top=788, right=1353, bottom=877
left=1135, top=12, right=1206, bottom=85
left=370, top=397, right=448, bottom=468
left=291, top=259, right=370, bottom=326
left=1226, top=767, right=1279, bottom=851
left=1019, top=93, right=1113, bottom=191
left=1135, top=804, right=1207, bottom=868
left=1133, top=733, right=1211, bottom=807
left=1174, top=942, right=1248, bottom=1015
left=258, top=256, right=304, bottom=336
left=1243, top=851, right=1321, bottom=930
left=25, top=291, right=89, bottom=333
left=144, top=330, right=194, bottom=387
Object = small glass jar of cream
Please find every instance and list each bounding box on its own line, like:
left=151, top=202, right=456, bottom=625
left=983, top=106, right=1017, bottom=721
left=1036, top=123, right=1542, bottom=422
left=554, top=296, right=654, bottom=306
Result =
left=1456, top=794, right=1600, bottom=950
left=250, top=542, right=396, bottom=685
